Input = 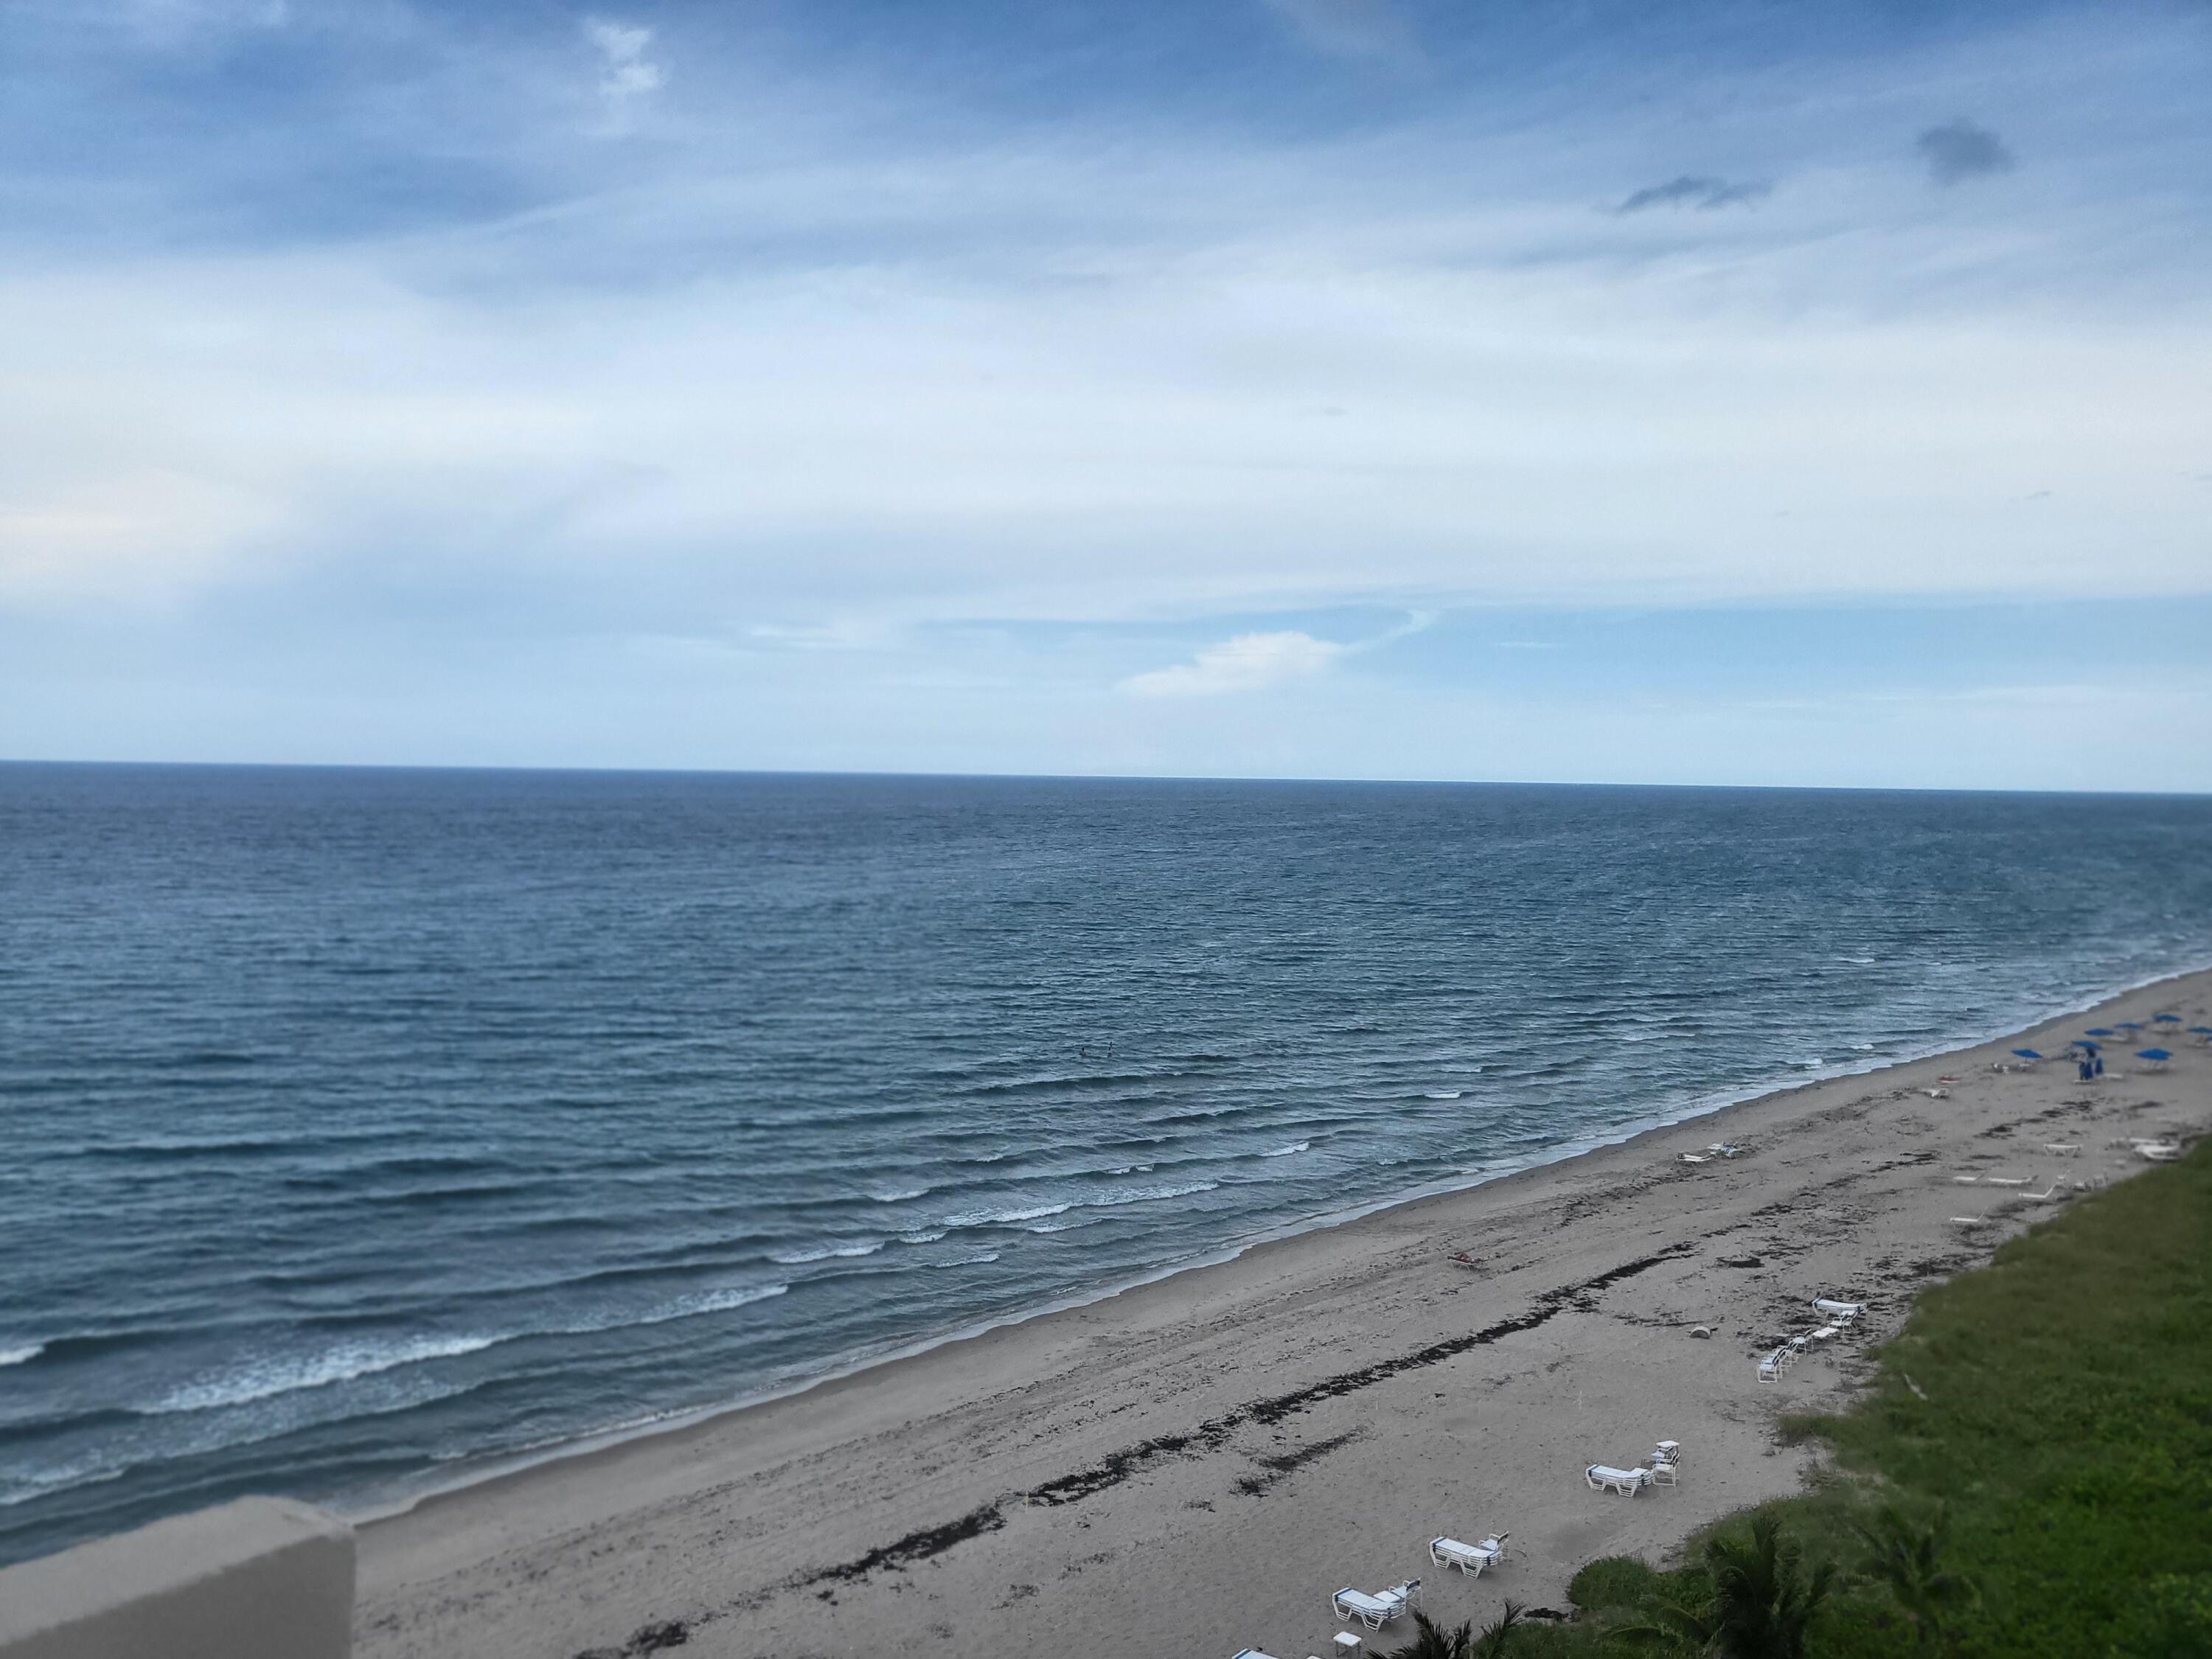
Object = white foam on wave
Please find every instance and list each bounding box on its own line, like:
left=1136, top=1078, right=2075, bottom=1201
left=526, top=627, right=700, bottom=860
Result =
left=768, top=1240, right=886, bottom=1265
left=939, top=1202, right=1070, bottom=1228
left=1095, top=1180, right=1217, bottom=1206
left=1259, top=1141, right=1309, bottom=1158
left=637, top=1284, right=787, bottom=1324
left=146, top=1333, right=500, bottom=1416
left=898, top=1229, right=948, bottom=1245
left=1423, top=1090, right=1463, bottom=1100
left=1026, top=1217, right=1098, bottom=1234
left=0, top=1343, right=43, bottom=1368
left=866, top=1186, right=929, bottom=1203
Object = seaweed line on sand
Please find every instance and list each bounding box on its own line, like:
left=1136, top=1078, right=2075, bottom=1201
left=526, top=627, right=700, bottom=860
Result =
left=783, top=1243, right=1694, bottom=1595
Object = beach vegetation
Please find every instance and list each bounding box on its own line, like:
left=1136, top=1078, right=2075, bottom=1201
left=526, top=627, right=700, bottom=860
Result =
left=1604, top=1515, right=1833, bottom=1659
left=1542, top=1139, right=2212, bottom=1658
left=1385, top=1602, right=1528, bottom=1659
left=1568, top=1557, right=1661, bottom=1613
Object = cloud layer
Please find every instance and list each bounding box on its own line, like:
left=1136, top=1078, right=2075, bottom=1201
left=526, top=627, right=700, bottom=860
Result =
left=1, top=1, right=2208, bottom=782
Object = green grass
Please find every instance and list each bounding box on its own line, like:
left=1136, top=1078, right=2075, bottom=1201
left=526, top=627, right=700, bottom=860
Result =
left=1525, top=1139, right=2212, bottom=1657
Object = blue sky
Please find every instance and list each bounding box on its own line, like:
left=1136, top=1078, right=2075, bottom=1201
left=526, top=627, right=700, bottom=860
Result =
left=3, top=1, right=2208, bottom=787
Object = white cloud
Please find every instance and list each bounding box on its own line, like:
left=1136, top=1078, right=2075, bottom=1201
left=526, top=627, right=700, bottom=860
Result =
left=585, top=17, right=665, bottom=131
left=1120, top=630, right=1347, bottom=697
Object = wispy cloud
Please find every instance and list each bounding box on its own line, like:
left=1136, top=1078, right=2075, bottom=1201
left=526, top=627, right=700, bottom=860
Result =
left=1915, top=119, right=2014, bottom=185
left=585, top=17, right=665, bottom=132
left=1121, top=630, right=1347, bottom=697
left=1261, top=0, right=1419, bottom=65
left=1614, top=175, right=1771, bottom=213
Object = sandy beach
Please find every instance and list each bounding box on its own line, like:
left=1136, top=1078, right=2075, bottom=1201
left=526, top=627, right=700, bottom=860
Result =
left=353, top=972, right=2212, bottom=1659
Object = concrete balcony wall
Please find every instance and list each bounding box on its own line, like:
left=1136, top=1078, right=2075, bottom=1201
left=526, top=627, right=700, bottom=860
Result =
left=0, top=1498, right=355, bottom=1659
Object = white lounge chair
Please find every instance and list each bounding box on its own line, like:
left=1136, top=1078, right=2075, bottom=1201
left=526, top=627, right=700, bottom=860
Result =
left=2021, top=1181, right=2064, bottom=1201
left=1812, top=1299, right=1863, bottom=1323
left=1428, top=1537, right=1490, bottom=1576
left=1587, top=1464, right=1649, bottom=1495
left=1758, top=1346, right=1787, bottom=1381
left=1984, top=1175, right=2031, bottom=1188
left=1652, top=1440, right=1681, bottom=1466
left=1332, top=1582, right=1418, bottom=1630
left=1647, top=1459, right=1678, bottom=1486
left=2044, top=1143, right=2079, bottom=1156
left=1234, top=1649, right=1290, bottom=1659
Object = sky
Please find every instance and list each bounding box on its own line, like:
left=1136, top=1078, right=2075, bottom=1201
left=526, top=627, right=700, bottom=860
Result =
left=2, top=0, right=2209, bottom=788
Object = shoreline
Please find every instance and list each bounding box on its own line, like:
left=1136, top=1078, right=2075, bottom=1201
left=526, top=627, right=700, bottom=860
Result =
left=346, top=957, right=2209, bottom=1533
left=355, top=967, right=2212, bottom=1659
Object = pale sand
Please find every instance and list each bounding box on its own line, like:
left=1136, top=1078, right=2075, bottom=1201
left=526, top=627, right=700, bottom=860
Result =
left=355, top=972, right=2212, bottom=1659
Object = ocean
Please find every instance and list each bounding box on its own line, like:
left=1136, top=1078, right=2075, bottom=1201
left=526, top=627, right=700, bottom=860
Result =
left=2, top=764, right=2208, bottom=1567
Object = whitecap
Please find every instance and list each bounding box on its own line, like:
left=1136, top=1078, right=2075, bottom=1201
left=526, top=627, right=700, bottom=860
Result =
left=898, top=1229, right=948, bottom=1245
left=145, top=1333, right=499, bottom=1416
left=0, top=1343, right=43, bottom=1368
left=645, top=1283, right=787, bottom=1323
left=866, top=1186, right=929, bottom=1203
left=1095, top=1180, right=1217, bottom=1206
left=1423, top=1090, right=1464, bottom=1100
left=1259, top=1141, right=1309, bottom=1158
left=938, top=1202, right=1070, bottom=1228
left=768, top=1240, right=885, bottom=1265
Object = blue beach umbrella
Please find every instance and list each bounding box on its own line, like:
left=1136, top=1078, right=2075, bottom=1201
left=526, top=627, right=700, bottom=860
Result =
left=2071, top=1037, right=2101, bottom=1050
left=2191, top=1026, right=2212, bottom=1036
left=2011, top=1048, right=2042, bottom=1060
left=2117, top=1020, right=2145, bottom=1030
left=2085, top=1027, right=2115, bottom=1037
left=2155, top=1012, right=2182, bottom=1023
left=2135, top=1048, right=2172, bottom=1065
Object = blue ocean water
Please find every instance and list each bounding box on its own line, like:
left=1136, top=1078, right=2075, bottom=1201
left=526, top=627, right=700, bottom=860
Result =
left=2, top=765, right=2208, bottom=1566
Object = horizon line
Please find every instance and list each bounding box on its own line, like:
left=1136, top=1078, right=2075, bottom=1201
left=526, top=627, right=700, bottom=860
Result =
left=3, top=756, right=2208, bottom=801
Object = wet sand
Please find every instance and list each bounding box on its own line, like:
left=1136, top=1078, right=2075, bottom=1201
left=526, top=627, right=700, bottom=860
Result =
left=355, top=971, right=2212, bottom=1659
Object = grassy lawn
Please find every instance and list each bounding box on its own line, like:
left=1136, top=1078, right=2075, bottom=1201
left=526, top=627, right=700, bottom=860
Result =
left=1500, top=1138, right=2212, bottom=1657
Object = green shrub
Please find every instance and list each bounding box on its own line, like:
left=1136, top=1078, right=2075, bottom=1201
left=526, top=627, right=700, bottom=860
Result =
left=1568, top=1555, right=1660, bottom=1612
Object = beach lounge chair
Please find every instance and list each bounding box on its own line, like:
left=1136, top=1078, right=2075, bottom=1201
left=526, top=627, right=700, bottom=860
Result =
left=2138, top=1143, right=2183, bottom=1162
left=1234, top=1649, right=1290, bottom=1659
left=1983, top=1175, right=2031, bottom=1187
left=1587, top=1464, right=1649, bottom=1495
left=1647, top=1458, right=1678, bottom=1486
left=1812, top=1299, right=1863, bottom=1323
left=2044, top=1143, right=2080, bottom=1156
left=1429, top=1537, right=1490, bottom=1576
left=1652, top=1440, right=1680, bottom=1465
left=1757, top=1346, right=1787, bottom=1381
left=1332, top=1582, right=1418, bottom=1630
left=2022, top=1181, right=2064, bottom=1201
